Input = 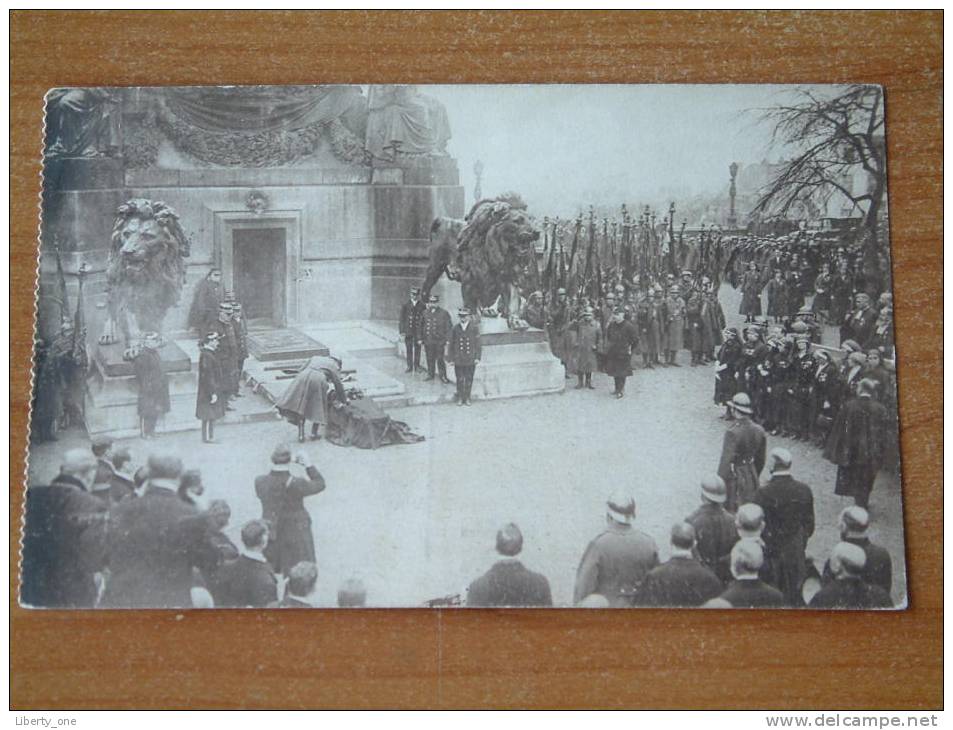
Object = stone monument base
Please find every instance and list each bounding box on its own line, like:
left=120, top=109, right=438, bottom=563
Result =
left=399, top=317, right=564, bottom=401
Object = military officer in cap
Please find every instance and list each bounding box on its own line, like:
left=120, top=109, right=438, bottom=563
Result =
left=421, top=294, right=452, bottom=383
left=208, top=302, right=240, bottom=404
left=573, top=492, right=659, bottom=607
left=399, top=287, right=425, bottom=373
left=447, top=307, right=481, bottom=406
left=717, top=392, right=767, bottom=512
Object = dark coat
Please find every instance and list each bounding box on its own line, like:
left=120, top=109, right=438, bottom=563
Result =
left=275, top=357, right=347, bottom=426
left=822, top=537, right=892, bottom=596
left=208, top=319, right=239, bottom=390
left=686, top=501, right=739, bottom=585
left=20, top=475, right=108, bottom=608
left=213, top=555, right=278, bottom=608
left=399, top=299, right=425, bottom=338
left=100, top=484, right=208, bottom=608
left=739, top=270, right=764, bottom=316
left=90, top=464, right=136, bottom=505
left=754, top=474, right=815, bottom=605
left=840, top=306, right=878, bottom=349
left=603, top=320, right=639, bottom=378
left=466, top=559, right=553, bottom=607
left=421, top=306, right=452, bottom=346
left=255, top=465, right=326, bottom=575
left=809, top=577, right=893, bottom=610
left=196, top=348, right=227, bottom=421
left=448, top=322, right=482, bottom=366
left=824, top=395, right=888, bottom=498
left=717, top=417, right=767, bottom=513
left=718, top=579, right=785, bottom=608
left=570, top=320, right=601, bottom=374
left=637, top=556, right=723, bottom=607
left=187, top=278, right=223, bottom=334
left=132, top=347, right=170, bottom=419
left=573, top=522, right=659, bottom=606
left=715, top=338, right=743, bottom=404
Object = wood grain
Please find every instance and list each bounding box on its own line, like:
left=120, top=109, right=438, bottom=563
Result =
left=10, top=10, right=942, bottom=709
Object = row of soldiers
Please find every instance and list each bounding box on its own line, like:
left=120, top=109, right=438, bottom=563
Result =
left=529, top=270, right=728, bottom=389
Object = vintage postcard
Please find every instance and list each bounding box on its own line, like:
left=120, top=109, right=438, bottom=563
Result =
left=22, top=84, right=903, bottom=609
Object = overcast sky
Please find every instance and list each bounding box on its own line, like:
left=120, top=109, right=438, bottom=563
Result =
left=424, top=84, right=834, bottom=216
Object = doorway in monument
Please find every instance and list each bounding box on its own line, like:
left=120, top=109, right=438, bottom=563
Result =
left=232, top=227, right=287, bottom=328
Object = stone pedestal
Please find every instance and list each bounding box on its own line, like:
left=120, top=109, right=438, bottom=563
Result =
left=399, top=317, right=565, bottom=401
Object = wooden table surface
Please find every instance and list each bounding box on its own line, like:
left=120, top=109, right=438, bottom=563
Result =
left=10, top=10, right=942, bottom=709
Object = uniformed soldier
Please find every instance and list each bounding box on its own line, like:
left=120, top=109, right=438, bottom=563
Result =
left=447, top=307, right=481, bottom=406
left=208, top=302, right=239, bottom=405
left=399, top=287, right=425, bottom=373
left=546, top=288, right=571, bottom=374
left=717, top=392, right=767, bottom=513
left=420, top=294, right=452, bottom=384
left=573, top=492, right=660, bottom=607
left=685, top=476, right=738, bottom=585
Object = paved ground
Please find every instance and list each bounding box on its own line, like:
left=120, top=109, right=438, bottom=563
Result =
left=24, top=285, right=906, bottom=608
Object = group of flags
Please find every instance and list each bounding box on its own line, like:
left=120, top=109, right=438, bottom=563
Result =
left=540, top=204, right=684, bottom=303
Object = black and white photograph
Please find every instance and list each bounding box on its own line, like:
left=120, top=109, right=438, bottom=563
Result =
left=22, top=82, right=904, bottom=610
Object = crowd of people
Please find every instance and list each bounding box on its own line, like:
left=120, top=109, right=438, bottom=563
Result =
left=465, top=441, right=894, bottom=610
left=23, top=207, right=901, bottom=610
left=21, top=438, right=367, bottom=609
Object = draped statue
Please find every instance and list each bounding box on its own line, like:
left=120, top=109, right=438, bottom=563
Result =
left=365, top=85, right=451, bottom=160
left=45, top=88, right=121, bottom=158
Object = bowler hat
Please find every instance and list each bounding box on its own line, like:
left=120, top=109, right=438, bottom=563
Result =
left=700, top=476, right=727, bottom=503
left=730, top=392, right=753, bottom=415
left=606, top=491, right=635, bottom=523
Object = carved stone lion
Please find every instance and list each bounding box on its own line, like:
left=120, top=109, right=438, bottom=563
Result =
left=99, top=199, right=190, bottom=345
left=423, top=194, right=541, bottom=329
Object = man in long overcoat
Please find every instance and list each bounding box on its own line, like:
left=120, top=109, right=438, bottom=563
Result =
left=187, top=268, right=223, bottom=335
left=101, top=453, right=209, bottom=608
left=570, top=307, right=601, bottom=389
left=420, top=294, right=452, bottom=383
left=208, top=302, right=240, bottom=399
left=131, top=332, right=170, bottom=439
left=662, top=287, right=685, bottom=366
left=823, top=378, right=887, bottom=509
left=21, top=449, right=107, bottom=607
left=753, top=448, right=815, bottom=605
left=195, top=332, right=227, bottom=443
left=275, top=355, right=348, bottom=441
left=604, top=309, right=639, bottom=398
left=717, top=392, right=767, bottom=513
left=255, top=445, right=327, bottom=576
